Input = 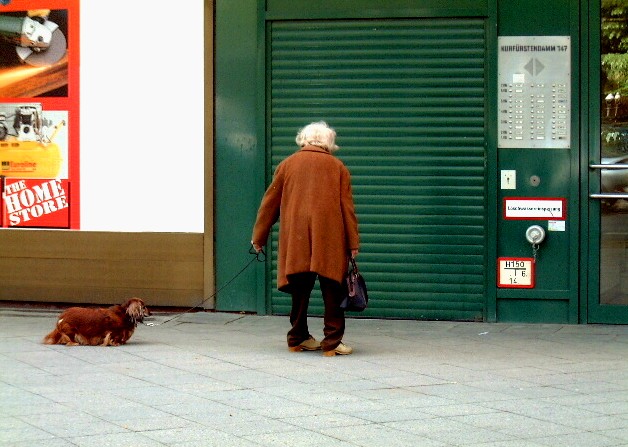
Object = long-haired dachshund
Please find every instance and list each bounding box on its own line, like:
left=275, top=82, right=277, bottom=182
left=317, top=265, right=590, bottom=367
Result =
left=43, top=298, right=150, bottom=346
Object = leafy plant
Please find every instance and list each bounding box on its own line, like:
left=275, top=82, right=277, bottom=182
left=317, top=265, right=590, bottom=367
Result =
left=602, top=0, right=628, bottom=98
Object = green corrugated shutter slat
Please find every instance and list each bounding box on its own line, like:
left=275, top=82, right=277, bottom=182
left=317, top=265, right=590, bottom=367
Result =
left=268, top=18, right=486, bottom=320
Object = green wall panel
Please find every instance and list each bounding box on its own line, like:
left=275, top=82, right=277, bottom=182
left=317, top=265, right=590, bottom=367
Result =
left=215, top=0, right=262, bottom=311
left=497, top=0, right=571, bottom=36
left=497, top=299, right=570, bottom=323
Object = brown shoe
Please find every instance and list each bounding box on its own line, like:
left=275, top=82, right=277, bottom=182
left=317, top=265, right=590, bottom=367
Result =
left=323, top=342, right=353, bottom=356
left=288, top=336, right=321, bottom=352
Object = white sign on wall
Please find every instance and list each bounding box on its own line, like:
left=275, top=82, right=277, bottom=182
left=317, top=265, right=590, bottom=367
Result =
left=80, top=1, right=204, bottom=232
left=503, top=197, right=566, bottom=220
left=498, top=257, right=535, bottom=288
left=498, top=36, right=571, bottom=149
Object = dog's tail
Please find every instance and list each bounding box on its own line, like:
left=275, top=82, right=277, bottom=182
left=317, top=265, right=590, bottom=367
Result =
left=42, top=328, right=62, bottom=345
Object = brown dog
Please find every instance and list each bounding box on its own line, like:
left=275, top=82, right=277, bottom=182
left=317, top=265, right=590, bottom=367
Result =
left=43, top=298, right=150, bottom=346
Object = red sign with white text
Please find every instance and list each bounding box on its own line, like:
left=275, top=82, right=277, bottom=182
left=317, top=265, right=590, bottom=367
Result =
left=2, top=178, right=70, bottom=228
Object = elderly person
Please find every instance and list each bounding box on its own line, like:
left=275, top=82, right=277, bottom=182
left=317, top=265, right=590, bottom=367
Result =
left=252, top=121, right=360, bottom=356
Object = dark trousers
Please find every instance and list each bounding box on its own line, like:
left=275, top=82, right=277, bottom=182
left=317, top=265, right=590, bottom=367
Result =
left=287, top=272, right=345, bottom=352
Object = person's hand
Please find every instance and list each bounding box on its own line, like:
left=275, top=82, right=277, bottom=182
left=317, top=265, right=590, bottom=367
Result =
left=251, top=241, right=263, bottom=253
left=351, top=249, right=359, bottom=259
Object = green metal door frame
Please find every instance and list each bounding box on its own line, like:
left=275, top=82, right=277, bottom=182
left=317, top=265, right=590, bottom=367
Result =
left=585, top=0, right=628, bottom=324
left=581, top=0, right=596, bottom=323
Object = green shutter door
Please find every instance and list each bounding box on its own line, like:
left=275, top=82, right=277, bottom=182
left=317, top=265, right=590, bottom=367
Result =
left=268, top=18, right=487, bottom=320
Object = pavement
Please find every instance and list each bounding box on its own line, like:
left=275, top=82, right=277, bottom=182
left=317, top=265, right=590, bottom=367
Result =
left=1, top=307, right=628, bottom=447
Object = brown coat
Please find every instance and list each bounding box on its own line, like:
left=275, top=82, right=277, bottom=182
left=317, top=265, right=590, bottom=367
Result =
left=252, top=145, right=359, bottom=291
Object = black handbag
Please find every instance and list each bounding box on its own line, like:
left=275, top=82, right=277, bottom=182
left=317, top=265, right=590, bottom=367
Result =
left=340, top=257, right=368, bottom=312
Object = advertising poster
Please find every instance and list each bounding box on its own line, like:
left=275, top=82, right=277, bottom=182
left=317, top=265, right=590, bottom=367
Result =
left=0, top=0, right=78, bottom=228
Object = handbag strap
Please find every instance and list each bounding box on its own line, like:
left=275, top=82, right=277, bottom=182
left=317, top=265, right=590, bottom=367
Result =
left=349, top=256, right=358, bottom=273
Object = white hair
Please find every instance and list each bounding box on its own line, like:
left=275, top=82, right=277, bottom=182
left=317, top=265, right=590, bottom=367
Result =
left=295, top=121, right=339, bottom=152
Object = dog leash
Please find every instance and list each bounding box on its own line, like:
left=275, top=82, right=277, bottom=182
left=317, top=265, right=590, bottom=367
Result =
left=143, top=245, right=266, bottom=326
